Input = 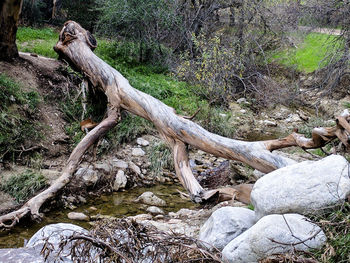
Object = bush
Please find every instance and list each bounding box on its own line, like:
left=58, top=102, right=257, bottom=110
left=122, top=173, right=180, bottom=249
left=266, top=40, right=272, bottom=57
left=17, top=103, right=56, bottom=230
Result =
left=177, top=32, right=261, bottom=107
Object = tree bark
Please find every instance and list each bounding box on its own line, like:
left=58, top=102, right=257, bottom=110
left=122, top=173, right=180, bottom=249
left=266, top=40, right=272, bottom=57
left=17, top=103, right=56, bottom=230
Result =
left=0, top=0, right=23, bottom=61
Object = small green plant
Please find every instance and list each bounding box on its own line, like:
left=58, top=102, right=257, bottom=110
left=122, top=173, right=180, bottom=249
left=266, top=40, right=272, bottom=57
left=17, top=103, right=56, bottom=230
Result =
left=308, top=203, right=350, bottom=263
left=247, top=204, right=254, bottom=210
left=149, top=141, right=174, bottom=176
left=0, top=170, right=47, bottom=203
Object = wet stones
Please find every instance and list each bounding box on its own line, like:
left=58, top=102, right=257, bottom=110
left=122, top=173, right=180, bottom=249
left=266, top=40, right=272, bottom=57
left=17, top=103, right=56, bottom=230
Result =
left=67, top=212, right=89, bottom=221
left=135, top=192, right=166, bottom=207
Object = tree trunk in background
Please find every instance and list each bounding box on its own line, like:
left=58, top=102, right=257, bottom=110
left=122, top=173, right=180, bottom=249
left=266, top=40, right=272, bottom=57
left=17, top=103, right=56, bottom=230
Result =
left=0, top=0, right=23, bottom=61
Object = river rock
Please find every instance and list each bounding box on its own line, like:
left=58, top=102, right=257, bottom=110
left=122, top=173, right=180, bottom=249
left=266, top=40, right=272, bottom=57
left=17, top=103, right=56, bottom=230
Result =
left=129, top=161, right=141, bottom=175
left=0, top=247, right=48, bottom=263
left=113, top=170, right=127, bottom=191
left=137, top=137, right=150, bottom=146
left=199, top=207, right=255, bottom=251
left=252, top=169, right=265, bottom=180
left=95, top=162, right=112, bottom=173
left=132, top=147, right=145, bottom=156
left=26, top=223, right=88, bottom=261
left=67, top=212, right=89, bottom=221
left=75, top=167, right=98, bottom=186
left=146, top=206, right=165, bottom=215
left=112, top=159, right=128, bottom=169
left=263, top=120, right=277, bottom=127
left=135, top=192, right=166, bottom=206
left=251, top=155, right=350, bottom=219
left=222, top=214, right=326, bottom=263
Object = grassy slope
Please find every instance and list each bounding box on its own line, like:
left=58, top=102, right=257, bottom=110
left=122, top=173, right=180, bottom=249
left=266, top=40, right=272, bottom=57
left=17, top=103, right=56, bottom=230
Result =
left=271, top=33, right=340, bottom=73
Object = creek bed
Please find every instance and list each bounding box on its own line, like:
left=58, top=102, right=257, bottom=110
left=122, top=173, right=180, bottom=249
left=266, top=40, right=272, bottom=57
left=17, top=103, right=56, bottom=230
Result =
left=0, top=184, right=198, bottom=248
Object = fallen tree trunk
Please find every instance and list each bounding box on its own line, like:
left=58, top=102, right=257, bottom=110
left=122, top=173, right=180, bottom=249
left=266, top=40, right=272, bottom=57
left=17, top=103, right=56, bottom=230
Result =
left=1, top=21, right=350, bottom=229
left=53, top=22, right=297, bottom=198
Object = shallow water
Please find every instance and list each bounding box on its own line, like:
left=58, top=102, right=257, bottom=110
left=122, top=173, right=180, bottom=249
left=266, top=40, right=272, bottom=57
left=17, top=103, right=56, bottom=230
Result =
left=0, top=184, right=198, bottom=248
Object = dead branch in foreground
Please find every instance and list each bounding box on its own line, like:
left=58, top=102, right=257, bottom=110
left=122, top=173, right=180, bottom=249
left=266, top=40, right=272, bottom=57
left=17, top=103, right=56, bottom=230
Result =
left=1, top=21, right=350, bottom=229
left=41, top=219, right=225, bottom=263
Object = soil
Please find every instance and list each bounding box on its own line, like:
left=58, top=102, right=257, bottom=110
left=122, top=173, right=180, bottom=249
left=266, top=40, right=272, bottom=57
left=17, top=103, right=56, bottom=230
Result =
left=0, top=53, right=77, bottom=212
left=0, top=53, right=73, bottom=168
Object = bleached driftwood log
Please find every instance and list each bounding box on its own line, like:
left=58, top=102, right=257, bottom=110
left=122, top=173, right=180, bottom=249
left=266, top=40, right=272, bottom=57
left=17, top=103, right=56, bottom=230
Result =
left=1, top=21, right=349, bottom=229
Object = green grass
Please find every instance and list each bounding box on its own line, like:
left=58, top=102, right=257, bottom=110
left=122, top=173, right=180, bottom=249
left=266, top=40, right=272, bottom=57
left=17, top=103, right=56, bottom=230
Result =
left=0, top=170, right=47, bottom=203
left=16, top=27, right=59, bottom=58
left=149, top=141, right=174, bottom=176
left=272, top=33, right=341, bottom=73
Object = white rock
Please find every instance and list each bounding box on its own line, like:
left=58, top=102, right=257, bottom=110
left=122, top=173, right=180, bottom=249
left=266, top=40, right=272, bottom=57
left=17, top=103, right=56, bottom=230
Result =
left=113, top=170, right=127, bottom=191
left=0, top=247, right=45, bottom=263
left=27, top=223, right=88, bottom=249
left=222, top=214, right=326, bottom=263
left=135, top=192, right=166, bottom=206
left=285, top=113, right=301, bottom=123
left=129, top=161, right=141, bottom=175
left=237, top=98, right=248, bottom=104
left=75, top=167, right=98, bottom=186
left=137, top=138, right=150, bottom=146
left=132, top=147, right=146, bottom=156
left=67, top=212, right=89, bottom=221
left=252, top=169, right=265, bottom=180
left=95, top=162, right=112, bottom=173
left=199, top=207, right=255, bottom=251
left=112, top=159, right=129, bottom=169
left=263, top=120, right=277, bottom=127
left=146, top=206, right=165, bottom=215
left=251, top=155, right=350, bottom=219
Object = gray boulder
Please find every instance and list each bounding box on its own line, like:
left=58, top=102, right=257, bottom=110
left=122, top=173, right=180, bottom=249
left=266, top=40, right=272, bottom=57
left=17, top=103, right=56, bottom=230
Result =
left=251, top=155, right=350, bottom=219
left=75, top=167, right=98, bottom=186
left=67, top=212, right=89, bottom=221
left=137, top=137, right=150, bottom=146
left=26, top=222, right=88, bottom=249
left=0, top=247, right=47, bottom=263
left=132, top=147, right=146, bottom=156
left=222, top=214, right=326, bottom=263
left=146, top=206, right=165, bottom=215
left=135, top=192, right=166, bottom=206
left=199, top=207, right=255, bottom=251
left=113, top=170, right=127, bottom=191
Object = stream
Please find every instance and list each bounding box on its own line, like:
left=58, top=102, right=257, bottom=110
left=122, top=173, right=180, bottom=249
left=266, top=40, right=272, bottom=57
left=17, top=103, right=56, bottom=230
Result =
left=0, top=184, right=198, bottom=249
